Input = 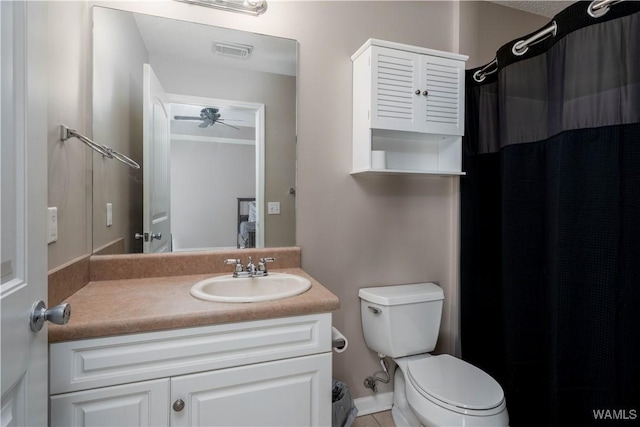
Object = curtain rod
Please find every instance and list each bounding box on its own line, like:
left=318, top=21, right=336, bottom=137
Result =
left=472, top=0, right=625, bottom=83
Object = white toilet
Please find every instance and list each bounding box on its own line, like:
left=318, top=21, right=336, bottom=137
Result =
left=359, top=283, right=509, bottom=427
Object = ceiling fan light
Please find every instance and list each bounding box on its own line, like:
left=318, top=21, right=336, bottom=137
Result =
left=213, top=41, right=254, bottom=59
left=173, top=0, right=267, bottom=16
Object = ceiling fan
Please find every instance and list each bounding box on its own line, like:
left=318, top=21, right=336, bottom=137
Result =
left=173, top=107, right=240, bottom=130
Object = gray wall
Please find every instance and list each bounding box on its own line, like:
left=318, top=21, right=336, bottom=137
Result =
left=47, top=0, right=552, bottom=400
left=47, top=1, right=92, bottom=270
left=92, top=6, right=147, bottom=254
left=459, top=1, right=549, bottom=69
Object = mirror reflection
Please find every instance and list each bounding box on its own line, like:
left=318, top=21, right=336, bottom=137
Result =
left=169, top=100, right=262, bottom=252
left=91, top=7, right=297, bottom=255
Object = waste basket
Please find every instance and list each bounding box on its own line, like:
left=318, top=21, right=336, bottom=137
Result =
left=332, top=379, right=357, bottom=427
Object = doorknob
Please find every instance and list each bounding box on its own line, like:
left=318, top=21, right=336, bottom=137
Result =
left=30, top=300, right=71, bottom=332
left=173, top=399, right=185, bottom=412
left=134, top=232, right=162, bottom=242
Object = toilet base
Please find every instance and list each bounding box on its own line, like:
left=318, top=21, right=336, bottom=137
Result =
left=391, top=368, right=422, bottom=427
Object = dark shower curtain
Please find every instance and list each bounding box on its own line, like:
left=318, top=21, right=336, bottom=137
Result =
left=460, top=2, right=640, bottom=426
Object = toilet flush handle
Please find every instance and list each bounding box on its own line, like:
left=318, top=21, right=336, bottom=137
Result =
left=368, top=306, right=381, bottom=315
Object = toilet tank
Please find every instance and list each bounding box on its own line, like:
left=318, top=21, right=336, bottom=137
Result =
left=359, top=283, right=444, bottom=358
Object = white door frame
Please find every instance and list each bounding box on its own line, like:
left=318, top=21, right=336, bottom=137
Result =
left=165, top=93, right=266, bottom=249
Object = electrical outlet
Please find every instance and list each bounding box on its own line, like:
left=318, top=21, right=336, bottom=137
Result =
left=48, top=207, right=58, bottom=244
left=267, top=202, right=280, bottom=215
left=106, top=203, right=113, bottom=227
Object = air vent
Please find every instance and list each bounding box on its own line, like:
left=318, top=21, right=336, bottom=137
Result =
left=213, top=41, right=253, bottom=59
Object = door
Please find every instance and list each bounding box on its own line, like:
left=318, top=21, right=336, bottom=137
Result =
left=370, top=46, right=421, bottom=132
left=142, top=64, right=171, bottom=253
left=420, top=54, right=465, bottom=136
left=50, top=379, right=170, bottom=427
left=1, top=1, right=49, bottom=426
left=170, top=353, right=332, bottom=427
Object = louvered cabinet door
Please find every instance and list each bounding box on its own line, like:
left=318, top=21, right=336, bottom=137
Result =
left=420, top=55, right=465, bottom=135
left=370, top=47, right=421, bottom=131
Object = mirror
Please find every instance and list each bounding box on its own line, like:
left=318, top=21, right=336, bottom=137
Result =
left=91, top=7, right=297, bottom=255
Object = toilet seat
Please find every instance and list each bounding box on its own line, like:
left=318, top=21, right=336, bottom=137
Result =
left=406, top=354, right=505, bottom=416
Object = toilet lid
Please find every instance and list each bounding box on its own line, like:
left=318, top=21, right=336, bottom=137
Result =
left=407, top=354, right=504, bottom=411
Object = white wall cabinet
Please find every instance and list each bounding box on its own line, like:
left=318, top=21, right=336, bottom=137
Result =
left=352, top=39, right=468, bottom=175
left=49, top=314, right=332, bottom=427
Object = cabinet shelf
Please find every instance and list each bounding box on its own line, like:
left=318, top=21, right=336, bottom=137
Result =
left=351, top=168, right=466, bottom=176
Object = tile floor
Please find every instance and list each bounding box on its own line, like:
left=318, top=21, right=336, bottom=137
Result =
left=352, top=410, right=395, bottom=427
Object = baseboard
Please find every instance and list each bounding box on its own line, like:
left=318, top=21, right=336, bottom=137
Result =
left=353, top=392, right=394, bottom=416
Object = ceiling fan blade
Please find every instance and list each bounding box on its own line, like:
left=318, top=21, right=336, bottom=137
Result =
left=173, top=115, right=204, bottom=121
left=216, top=121, right=240, bottom=130
left=198, top=122, right=209, bottom=128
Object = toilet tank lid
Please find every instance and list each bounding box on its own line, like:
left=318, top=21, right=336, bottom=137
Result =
left=358, top=283, right=444, bottom=306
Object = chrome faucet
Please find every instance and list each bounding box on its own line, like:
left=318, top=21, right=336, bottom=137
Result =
left=225, top=257, right=276, bottom=278
left=246, top=257, right=257, bottom=276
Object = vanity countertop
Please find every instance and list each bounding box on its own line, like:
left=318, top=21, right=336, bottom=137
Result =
left=48, top=268, right=339, bottom=343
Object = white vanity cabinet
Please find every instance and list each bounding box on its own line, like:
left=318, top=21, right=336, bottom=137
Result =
left=352, top=39, right=468, bottom=175
left=49, top=313, right=332, bottom=427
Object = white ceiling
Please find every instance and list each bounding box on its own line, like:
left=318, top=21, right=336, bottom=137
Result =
left=488, top=1, right=575, bottom=18
left=133, top=12, right=296, bottom=76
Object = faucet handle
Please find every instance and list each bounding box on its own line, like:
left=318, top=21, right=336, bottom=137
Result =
left=224, top=259, right=243, bottom=273
left=258, top=257, right=276, bottom=273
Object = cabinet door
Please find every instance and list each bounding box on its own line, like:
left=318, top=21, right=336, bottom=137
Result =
left=171, top=353, right=331, bottom=427
left=370, top=47, right=421, bottom=132
left=420, top=54, right=465, bottom=135
left=50, top=379, right=170, bottom=427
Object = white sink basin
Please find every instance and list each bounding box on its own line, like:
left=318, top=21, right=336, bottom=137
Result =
left=190, top=273, right=311, bottom=303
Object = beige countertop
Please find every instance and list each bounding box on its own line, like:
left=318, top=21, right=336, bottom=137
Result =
left=48, top=268, right=339, bottom=343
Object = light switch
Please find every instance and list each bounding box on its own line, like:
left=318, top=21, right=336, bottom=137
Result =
left=267, top=202, right=280, bottom=215
left=48, top=207, right=58, bottom=244
left=106, top=203, right=113, bottom=227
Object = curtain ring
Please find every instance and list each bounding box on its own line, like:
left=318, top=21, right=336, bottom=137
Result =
left=473, top=58, right=498, bottom=83
left=588, top=0, right=624, bottom=18
left=473, top=70, right=486, bottom=83
left=512, top=21, right=558, bottom=57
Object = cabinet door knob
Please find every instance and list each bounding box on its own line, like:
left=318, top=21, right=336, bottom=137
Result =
left=423, top=90, right=429, bottom=96
left=415, top=89, right=421, bottom=95
left=173, top=399, right=185, bottom=412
